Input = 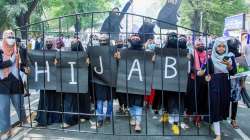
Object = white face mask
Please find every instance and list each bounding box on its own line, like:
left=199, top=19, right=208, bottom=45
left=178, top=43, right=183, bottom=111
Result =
left=92, top=40, right=100, bottom=46
left=6, top=38, right=16, bottom=46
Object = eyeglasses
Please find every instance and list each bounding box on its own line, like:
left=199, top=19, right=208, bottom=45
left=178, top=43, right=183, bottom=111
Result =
left=7, top=36, right=15, bottom=39
left=99, top=40, right=107, bottom=43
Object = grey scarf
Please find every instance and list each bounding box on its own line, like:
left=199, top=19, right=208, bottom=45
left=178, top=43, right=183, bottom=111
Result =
left=211, top=37, right=232, bottom=74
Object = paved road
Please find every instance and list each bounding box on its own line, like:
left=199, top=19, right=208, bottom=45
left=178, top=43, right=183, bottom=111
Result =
left=9, top=78, right=250, bottom=140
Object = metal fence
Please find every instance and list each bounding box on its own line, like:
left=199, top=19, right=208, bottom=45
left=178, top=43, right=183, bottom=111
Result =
left=14, top=11, right=211, bottom=136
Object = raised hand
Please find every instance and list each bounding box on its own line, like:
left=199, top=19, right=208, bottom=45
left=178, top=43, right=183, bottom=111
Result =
left=114, top=51, right=121, bottom=60
left=197, top=70, right=205, bottom=76
left=152, top=54, right=156, bottom=62
left=24, top=67, right=31, bottom=75
left=86, top=57, right=90, bottom=65
left=205, top=74, right=211, bottom=82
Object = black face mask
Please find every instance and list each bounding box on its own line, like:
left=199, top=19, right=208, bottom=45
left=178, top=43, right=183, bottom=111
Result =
left=178, top=39, right=187, bottom=48
left=46, top=44, right=53, bottom=50
left=230, top=49, right=241, bottom=57
left=130, top=40, right=143, bottom=49
left=116, top=44, right=123, bottom=48
left=167, top=33, right=178, bottom=48
left=197, top=47, right=204, bottom=52
left=234, top=52, right=241, bottom=57
left=100, top=42, right=108, bottom=46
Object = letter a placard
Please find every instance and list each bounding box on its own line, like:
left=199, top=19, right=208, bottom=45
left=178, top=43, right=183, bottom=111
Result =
left=116, top=49, right=154, bottom=95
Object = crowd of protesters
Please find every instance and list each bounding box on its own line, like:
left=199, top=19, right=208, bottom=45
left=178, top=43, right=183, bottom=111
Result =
left=0, top=27, right=248, bottom=140
left=0, top=2, right=249, bottom=140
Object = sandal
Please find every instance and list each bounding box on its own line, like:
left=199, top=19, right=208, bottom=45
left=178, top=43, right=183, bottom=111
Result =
left=0, top=130, right=12, bottom=140
left=214, top=135, right=221, bottom=140
left=231, top=120, right=239, bottom=129
left=194, top=116, right=201, bottom=128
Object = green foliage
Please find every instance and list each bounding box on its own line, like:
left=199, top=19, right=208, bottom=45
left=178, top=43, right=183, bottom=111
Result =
left=0, top=0, right=120, bottom=33
left=38, top=0, right=121, bottom=31
left=1, top=0, right=248, bottom=36
left=179, top=0, right=249, bottom=35
left=0, top=0, right=28, bottom=31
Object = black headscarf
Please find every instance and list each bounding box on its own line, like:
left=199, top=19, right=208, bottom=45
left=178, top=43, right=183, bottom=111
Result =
left=165, top=32, right=178, bottom=48
left=178, top=35, right=187, bottom=49
left=138, top=21, right=155, bottom=44
left=71, top=40, right=83, bottom=51
left=164, top=32, right=187, bottom=49
left=128, top=35, right=143, bottom=50
left=227, top=38, right=241, bottom=57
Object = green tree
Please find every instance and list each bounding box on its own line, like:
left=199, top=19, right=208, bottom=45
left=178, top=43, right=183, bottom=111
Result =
left=0, top=0, right=121, bottom=38
left=36, top=0, right=122, bottom=33
left=179, top=0, right=249, bottom=35
left=0, top=0, right=40, bottom=38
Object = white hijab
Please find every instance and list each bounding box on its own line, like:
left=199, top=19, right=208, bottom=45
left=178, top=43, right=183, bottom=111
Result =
left=211, top=37, right=232, bottom=73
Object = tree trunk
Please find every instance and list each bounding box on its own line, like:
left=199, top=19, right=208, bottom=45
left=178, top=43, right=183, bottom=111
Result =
left=16, top=14, right=28, bottom=39
left=192, top=10, right=201, bottom=33
left=15, top=0, right=39, bottom=39
left=188, top=0, right=202, bottom=38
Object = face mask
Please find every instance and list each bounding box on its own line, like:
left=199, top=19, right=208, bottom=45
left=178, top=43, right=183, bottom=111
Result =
left=178, top=39, right=187, bottom=49
left=116, top=44, right=123, bottom=48
left=100, top=41, right=108, bottom=46
left=91, top=40, right=100, bottom=46
left=196, top=47, right=204, bottom=52
left=229, top=47, right=241, bottom=57
left=130, top=40, right=142, bottom=48
left=148, top=44, right=156, bottom=50
left=46, top=44, right=53, bottom=50
left=234, top=51, right=241, bottom=57
left=6, top=38, right=15, bottom=46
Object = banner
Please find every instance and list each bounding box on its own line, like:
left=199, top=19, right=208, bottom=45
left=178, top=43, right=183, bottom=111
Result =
left=224, top=13, right=245, bottom=31
left=28, top=50, right=89, bottom=93
left=28, top=50, right=57, bottom=90
left=116, top=49, right=154, bottom=95
left=87, top=46, right=117, bottom=87
left=56, top=51, right=88, bottom=93
left=28, top=48, right=188, bottom=94
left=152, top=48, right=188, bottom=92
left=245, top=44, right=250, bottom=67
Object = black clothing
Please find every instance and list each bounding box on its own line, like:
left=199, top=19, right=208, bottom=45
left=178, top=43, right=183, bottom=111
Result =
left=100, top=1, right=132, bottom=40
